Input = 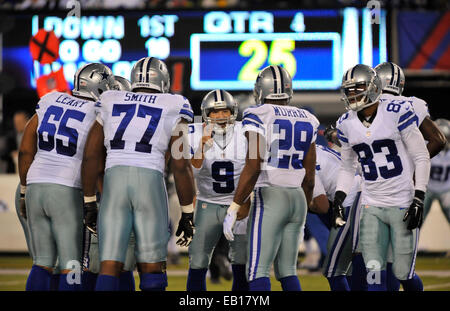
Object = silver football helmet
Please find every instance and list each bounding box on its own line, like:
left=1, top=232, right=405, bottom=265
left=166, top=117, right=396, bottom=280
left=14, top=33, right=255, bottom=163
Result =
left=435, top=118, right=450, bottom=147
left=341, top=64, right=382, bottom=112
left=374, top=62, right=405, bottom=95
left=72, top=63, right=115, bottom=101
left=130, top=57, right=170, bottom=93
left=201, top=89, right=238, bottom=135
left=114, top=76, right=132, bottom=91
left=253, top=65, right=293, bottom=105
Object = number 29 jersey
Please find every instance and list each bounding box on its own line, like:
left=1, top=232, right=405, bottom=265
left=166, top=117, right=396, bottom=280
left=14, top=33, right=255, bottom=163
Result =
left=189, top=122, right=247, bottom=205
left=27, top=92, right=97, bottom=188
left=336, top=100, right=419, bottom=207
left=241, top=104, right=319, bottom=188
left=96, top=90, right=194, bottom=173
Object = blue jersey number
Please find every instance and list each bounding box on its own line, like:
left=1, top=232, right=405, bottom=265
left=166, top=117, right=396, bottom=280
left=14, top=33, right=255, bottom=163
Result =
left=110, top=104, right=162, bottom=153
left=430, top=165, right=450, bottom=182
left=352, top=139, right=403, bottom=181
left=268, top=120, right=313, bottom=169
left=211, top=161, right=234, bottom=194
left=38, top=105, right=86, bottom=157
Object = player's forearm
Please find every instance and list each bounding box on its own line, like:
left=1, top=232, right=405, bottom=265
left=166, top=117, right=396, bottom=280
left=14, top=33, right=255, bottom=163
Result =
left=191, top=139, right=208, bottom=168
left=302, top=175, right=314, bottom=208
left=18, top=151, right=34, bottom=187
left=81, top=157, right=100, bottom=196
left=427, top=140, right=446, bottom=159
left=420, top=118, right=447, bottom=159
left=233, top=159, right=260, bottom=205
left=18, top=114, right=38, bottom=187
left=173, top=161, right=195, bottom=206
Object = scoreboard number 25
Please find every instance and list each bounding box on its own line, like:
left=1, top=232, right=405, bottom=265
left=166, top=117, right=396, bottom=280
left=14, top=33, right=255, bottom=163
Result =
left=238, top=38, right=297, bottom=81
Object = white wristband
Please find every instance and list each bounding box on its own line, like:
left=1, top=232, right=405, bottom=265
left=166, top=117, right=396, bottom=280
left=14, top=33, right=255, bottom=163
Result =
left=20, top=185, right=27, bottom=195
left=181, top=203, right=194, bottom=213
left=84, top=195, right=97, bottom=203
left=229, top=202, right=241, bottom=213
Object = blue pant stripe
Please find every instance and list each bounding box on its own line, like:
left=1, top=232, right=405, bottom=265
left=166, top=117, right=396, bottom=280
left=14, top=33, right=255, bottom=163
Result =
left=325, top=215, right=347, bottom=277
left=248, top=188, right=264, bottom=281
left=350, top=192, right=362, bottom=253
left=248, top=189, right=258, bottom=281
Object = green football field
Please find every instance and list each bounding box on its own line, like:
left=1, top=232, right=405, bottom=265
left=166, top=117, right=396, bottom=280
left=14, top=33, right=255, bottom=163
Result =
left=0, top=254, right=449, bottom=291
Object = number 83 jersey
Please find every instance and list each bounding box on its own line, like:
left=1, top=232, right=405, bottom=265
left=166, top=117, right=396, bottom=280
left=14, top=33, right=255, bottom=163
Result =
left=336, top=100, right=420, bottom=207
left=27, top=92, right=97, bottom=188
left=189, top=122, right=247, bottom=205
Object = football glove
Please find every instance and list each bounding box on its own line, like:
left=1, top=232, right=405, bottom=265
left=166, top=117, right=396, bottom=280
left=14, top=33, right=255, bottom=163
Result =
left=403, top=190, right=425, bottom=230
left=223, top=202, right=240, bottom=241
left=83, top=201, right=98, bottom=235
left=176, top=212, right=195, bottom=247
left=332, top=191, right=347, bottom=228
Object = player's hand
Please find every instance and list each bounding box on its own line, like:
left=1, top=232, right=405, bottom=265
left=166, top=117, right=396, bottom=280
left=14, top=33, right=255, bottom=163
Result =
left=332, top=191, right=347, bottom=228
left=223, top=202, right=240, bottom=241
left=83, top=201, right=98, bottom=235
left=176, top=212, right=195, bottom=247
left=201, top=123, right=214, bottom=151
left=403, top=190, right=425, bottom=230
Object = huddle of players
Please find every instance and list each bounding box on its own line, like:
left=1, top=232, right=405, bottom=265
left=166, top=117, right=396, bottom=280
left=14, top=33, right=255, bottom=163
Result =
left=16, top=56, right=448, bottom=291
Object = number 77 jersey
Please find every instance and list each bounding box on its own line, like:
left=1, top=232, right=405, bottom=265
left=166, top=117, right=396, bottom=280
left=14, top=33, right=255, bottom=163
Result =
left=336, top=100, right=420, bottom=207
left=96, top=90, right=194, bottom=173
left=242, top=104, right=319, bottom=188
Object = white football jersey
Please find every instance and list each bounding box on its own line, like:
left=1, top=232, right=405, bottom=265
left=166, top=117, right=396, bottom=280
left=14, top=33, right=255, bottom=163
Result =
left=428, top=149, right=450, bottom=193
left=96, top=90, right=193, bottom=173
left=379, top=93, right=430, bottom=126
left=189, top=122, right=247, bottom=205
left=336, top=100, right=420, bottom=207
left=313, top=145, right=362, bottom=207
left=241, top=104, right=319, bottom=188
left=27, top=92, right=97, bottom=188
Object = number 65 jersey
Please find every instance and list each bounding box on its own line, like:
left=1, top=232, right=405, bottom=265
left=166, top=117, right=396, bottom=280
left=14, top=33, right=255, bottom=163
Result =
left=96, top=90, right=193, bottom=173
left=27, top=92, right=97, bottom=188
left=336, top=100, right=429, bottom=208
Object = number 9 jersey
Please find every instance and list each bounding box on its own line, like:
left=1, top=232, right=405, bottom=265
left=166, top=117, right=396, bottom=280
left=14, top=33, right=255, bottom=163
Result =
left=188, top=122, right=247, bottom=205
left=241, top=104, right=319, bottom=188
left=27, top=92, right=97, bottom=188
left=95, top=90, right=194, bottom=173
left=336, top=100, right=428, bottom=207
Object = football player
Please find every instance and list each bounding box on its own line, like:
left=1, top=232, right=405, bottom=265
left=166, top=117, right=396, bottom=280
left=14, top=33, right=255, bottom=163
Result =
left=81, top=57, right=195, bottom=291
left=309, top=140, right=363, bottom=291
left=333, top=64, right=430, bottom=291
left=374, top=62, right=447, bottom=290
left=18, top=63, right=115, bottom=291
left=423, top=119, right=450, bottom=236
left=223, top=65, right=319, bottom=291
left=186, top=89, right=249, bottom=291
left=80, top=75, right=137, bottom=291
left=375, top=62, right=446, bottom=158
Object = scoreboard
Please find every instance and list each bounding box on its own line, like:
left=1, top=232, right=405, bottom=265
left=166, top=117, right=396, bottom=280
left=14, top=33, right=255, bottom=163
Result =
left=2, top=8, right=387, bottom=92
